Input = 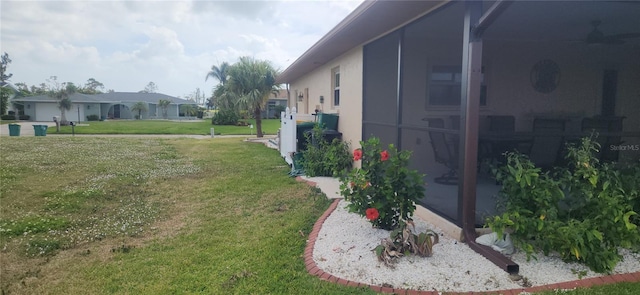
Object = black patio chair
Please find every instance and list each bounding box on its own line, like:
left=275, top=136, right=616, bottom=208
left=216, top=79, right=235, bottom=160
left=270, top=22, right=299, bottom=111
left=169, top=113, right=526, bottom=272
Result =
left=581, top=116, right=624, bottom=162
left=427, top=118, right=458, bottom=185
left=527, top=118, right=566, bottom=169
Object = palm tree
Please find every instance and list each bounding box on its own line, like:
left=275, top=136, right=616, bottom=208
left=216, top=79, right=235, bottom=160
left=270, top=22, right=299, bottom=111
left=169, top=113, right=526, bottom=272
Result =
left=226, top=57, right=280, bottom=137
left=130, top=101, right=148, bottom=119
left=158, top=99, right=171, bottom=119
left=205, top=62, right=229, bottom=85
left=180, top=104, right=197, bottom=118
left=49, top=82, right=76, bottom=125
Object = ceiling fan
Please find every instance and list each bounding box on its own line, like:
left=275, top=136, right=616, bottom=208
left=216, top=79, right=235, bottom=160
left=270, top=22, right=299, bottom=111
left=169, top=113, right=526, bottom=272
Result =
left=585, top=20, right=640, bottom=45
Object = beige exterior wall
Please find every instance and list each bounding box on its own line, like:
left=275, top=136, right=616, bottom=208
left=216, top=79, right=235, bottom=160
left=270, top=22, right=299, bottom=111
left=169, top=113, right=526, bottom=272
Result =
left=483, top=41, right=640, bottom=133
left=289, top=46, right=364, bottom=150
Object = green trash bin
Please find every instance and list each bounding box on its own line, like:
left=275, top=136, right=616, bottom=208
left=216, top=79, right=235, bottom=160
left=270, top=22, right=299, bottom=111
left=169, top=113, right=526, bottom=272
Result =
left=317, top=113, right=339, bottom=130
left=292, top=152, right=305, bottom=171
left=296, top=121, right=316, bottom=151
left=8, top=124, right=21, bottom=136
left=33, top=125, right=48, bottom=136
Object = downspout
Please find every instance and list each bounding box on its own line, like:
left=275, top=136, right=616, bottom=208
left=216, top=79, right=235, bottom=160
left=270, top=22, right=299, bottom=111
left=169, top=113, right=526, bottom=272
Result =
left=460, top=0, right=519, bottom=274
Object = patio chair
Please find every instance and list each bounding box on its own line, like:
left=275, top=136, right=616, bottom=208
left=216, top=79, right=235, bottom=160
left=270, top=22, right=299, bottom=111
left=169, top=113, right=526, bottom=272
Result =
left=581, top=116, right=624, bottom=162
left=427, top=118, right=458, bottom=185
left=482, top=115, right=518, bottom=161
left=527, top=118, right=566, bottom=169
left=488, top=115, right=515, bottom=134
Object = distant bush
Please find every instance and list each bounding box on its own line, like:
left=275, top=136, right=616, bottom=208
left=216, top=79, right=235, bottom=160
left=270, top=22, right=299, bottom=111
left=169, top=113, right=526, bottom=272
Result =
left=18, top=115, right=30, bottom=120
left=1, top=115, right=16, bottom=120
left=86, top=114, right=100, bottom=121
left=211, top=109, right=239, bottom=125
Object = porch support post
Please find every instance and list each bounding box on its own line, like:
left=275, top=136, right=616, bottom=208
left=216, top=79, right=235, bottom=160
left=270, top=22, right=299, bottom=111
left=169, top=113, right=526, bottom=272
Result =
left=460, top=0, right=519, bottom=274
left=459, top=0, right=482, bottom=236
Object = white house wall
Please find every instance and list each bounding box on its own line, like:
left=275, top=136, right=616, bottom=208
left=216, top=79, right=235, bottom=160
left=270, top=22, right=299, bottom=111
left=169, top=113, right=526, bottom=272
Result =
left=289, top=46, right=364, bottom=150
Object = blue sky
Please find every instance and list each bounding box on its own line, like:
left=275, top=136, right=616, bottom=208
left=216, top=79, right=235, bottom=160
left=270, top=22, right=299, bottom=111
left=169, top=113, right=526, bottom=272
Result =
left=1, top=0, right=363, bottom=99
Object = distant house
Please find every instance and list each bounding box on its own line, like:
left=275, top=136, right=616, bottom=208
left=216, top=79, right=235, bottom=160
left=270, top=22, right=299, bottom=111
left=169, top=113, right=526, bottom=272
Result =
left=11, top=92, right=197, bottom=121
left=263, top=89, right=288, bottom=119
left=277, top=0, right=640, bottom=272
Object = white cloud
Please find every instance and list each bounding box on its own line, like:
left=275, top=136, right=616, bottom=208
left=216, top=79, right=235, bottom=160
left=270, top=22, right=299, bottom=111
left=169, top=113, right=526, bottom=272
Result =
left=1, top=0, right=364, bottom=97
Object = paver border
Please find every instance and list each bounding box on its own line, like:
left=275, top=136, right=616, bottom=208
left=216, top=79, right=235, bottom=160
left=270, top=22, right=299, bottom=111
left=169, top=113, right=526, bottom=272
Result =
left=298, top=177, right=640, bottom=294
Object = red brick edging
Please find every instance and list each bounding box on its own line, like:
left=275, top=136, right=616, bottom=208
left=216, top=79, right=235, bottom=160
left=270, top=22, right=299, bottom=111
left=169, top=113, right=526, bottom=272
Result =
left=297, top=177, right=640, bottom=294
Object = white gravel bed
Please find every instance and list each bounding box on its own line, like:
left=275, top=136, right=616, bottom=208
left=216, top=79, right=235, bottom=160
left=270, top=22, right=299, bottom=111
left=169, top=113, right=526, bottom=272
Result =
left=313, top=200, right=640, bottom=293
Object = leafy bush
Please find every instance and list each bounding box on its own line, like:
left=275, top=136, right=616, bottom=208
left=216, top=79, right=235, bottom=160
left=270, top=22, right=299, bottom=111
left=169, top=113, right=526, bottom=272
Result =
left=1, top=114, right=16, bottom=120
left=86, top=114, right=100, bottom=121
left=211, top=109, right=239, bottom=125
left=340, top=137, right=425, bottom=230
left=301, top=125, right=352, bottom=177
left=487, top=136, right=640, bottom=273
left=18, top=115, right=30, bottom=120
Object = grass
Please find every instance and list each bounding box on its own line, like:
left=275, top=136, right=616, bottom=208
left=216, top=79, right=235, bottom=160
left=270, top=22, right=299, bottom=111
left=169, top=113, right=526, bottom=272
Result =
left=0, top=137, right=637, bottom=294
left=0, top=137, right=374, bottom=294
left=48, top=119, right=281, bottom=135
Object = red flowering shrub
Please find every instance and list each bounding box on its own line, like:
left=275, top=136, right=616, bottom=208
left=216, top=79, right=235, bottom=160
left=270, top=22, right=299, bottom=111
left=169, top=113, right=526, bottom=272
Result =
left=340, top=137, right=425, bottom=230
left=353, top=149, right=363, bottom=161
left=380, top=150, right=389, bottom=161
left=366, top=208, right=379, bottom=221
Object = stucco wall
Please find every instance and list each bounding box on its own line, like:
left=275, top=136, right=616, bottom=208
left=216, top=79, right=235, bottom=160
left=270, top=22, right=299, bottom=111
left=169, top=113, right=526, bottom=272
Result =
left=289, top=46, right=364, bottom=150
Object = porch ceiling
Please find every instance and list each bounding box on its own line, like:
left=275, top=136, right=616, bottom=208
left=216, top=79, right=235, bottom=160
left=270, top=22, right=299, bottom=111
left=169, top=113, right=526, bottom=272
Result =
left=276, top=0, right=640, bottom=84
left=482, top=1, right=640, bottom=44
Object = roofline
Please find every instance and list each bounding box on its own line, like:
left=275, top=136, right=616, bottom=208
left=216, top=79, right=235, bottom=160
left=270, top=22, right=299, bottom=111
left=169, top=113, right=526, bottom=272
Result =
left=276, top=0, right=449, bottom=84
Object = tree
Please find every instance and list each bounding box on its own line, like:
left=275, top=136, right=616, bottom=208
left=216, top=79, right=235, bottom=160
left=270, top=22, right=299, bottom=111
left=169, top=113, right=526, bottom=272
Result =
left=14, top=82, right=32, bottom=97
left=206, top=97, right=215, bottom=110
left=0, top=52, right=13, bottom=115
left=158, top=99, right=171, bottom=119
left=30, top=83, right=48, bottom=95
left=130, top=101, right=148, bottom=119
left=225, top=57, right=280, bottom=137
left=180, top=104, right=197, bottom=118
left=81, top=78, right=105, bottom=94
left=48, top=77, right=76, bottom=125
left=205, top=62, right=229, bottom=85
left=140, top=81, right=158, bottom=93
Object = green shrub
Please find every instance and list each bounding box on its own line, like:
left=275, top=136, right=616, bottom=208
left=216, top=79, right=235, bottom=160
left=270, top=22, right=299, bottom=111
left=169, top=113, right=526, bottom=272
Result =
left=340, top=137, right=425, bottom=230
left=487, top=136, right=640, bottom=273
left=86, top=114, right=100, bottom=121
left=301, top=125, right=352, bottom=177
left=1, top=114, right=16, bottom=120
left=211, top=109, right=239, bottom=125
left=18, top=115, right=30, bottom=120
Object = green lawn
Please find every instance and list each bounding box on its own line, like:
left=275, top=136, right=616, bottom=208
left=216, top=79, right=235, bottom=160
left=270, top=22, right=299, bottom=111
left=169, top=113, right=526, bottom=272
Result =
left=47, top=119, right=281, bottom=135
left=0, top=137, right=637, bottom=294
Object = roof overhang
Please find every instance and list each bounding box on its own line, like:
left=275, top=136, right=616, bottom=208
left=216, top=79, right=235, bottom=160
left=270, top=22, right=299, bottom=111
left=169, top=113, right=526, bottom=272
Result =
left=277, top=0, right=640, bottom=84
left=276, top=0, right=448, bottom=84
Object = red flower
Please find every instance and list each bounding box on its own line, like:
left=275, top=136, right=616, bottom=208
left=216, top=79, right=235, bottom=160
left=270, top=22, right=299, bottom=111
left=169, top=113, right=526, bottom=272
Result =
left=380, top=150, right=389, bottom=161
left=366, top=208, right=379, bottom=221
left=353, top=149, right=363, bottom=161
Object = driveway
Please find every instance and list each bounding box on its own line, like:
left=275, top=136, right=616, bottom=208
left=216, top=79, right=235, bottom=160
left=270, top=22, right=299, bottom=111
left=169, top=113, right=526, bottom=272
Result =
left=0, top=122, right=58, bottom=137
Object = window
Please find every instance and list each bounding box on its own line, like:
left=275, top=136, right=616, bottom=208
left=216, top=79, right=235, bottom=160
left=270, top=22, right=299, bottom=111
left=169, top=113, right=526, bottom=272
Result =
left=427, top=65, right=486, bottom=106
left=332, top=68, right=340, bottom=106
